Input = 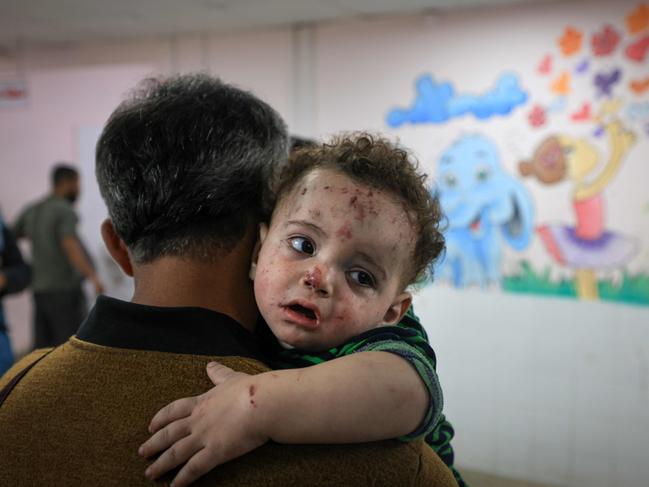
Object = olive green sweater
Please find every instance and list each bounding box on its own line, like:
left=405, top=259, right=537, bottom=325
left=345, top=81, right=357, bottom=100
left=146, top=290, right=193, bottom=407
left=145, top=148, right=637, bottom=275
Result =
left=0, top=338, right=457, bottom=486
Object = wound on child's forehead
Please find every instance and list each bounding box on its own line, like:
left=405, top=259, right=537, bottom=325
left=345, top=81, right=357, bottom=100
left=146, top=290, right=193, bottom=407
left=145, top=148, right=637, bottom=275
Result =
left=335, top=222, right=353, bottom=240
left=349, top=195, right=366, bottom=221
left=348, top=191, right=381, bottom=222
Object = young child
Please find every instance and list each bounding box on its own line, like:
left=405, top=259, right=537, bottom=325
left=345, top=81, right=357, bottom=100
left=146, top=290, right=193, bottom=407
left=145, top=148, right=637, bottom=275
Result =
left=139, top=133, right=466, bottom=486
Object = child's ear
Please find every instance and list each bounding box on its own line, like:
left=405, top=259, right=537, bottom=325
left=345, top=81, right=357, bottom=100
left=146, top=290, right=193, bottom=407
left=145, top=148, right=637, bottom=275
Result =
left=381, top=292, right=412, bottom=325
left=249, top=223, right=269, bottom=281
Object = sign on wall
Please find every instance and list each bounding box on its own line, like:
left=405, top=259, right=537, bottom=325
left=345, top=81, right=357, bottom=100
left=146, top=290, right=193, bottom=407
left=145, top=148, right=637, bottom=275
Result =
left=0, top=80, right=28, bottom=108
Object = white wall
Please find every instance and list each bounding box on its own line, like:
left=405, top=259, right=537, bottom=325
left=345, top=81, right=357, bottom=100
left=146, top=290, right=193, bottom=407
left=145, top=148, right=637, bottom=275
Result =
left=416, top=286, right=649, bottom=487
left=1, top=1, right=648, bottom=486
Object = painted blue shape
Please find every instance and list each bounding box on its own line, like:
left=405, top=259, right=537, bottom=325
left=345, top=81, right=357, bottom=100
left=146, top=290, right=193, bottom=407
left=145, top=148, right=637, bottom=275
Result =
left=387, top=73, right=528, bottom=128
left=548, top=96, right=567, bottom=114
left=432, top=134, right=534, bottom=288
left=627, top=101, right=649, bottom=121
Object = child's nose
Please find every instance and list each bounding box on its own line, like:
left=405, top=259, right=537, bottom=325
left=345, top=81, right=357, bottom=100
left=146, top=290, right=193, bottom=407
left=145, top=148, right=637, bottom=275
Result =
left=302, top=265, right=331, bottom=296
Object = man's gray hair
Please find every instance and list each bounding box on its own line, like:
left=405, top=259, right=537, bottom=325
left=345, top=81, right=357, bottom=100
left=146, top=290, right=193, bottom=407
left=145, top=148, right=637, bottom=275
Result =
left=96, top=73, right=288, bottom=263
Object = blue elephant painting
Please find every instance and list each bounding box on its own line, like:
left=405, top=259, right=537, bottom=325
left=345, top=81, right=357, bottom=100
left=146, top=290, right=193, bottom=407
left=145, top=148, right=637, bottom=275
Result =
left=433, top=134, right=535, bottom=287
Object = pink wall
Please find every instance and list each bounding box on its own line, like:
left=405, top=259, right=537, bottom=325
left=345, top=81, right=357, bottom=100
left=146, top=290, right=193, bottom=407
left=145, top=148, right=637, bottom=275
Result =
left=0, top=63, right=156, bottom=353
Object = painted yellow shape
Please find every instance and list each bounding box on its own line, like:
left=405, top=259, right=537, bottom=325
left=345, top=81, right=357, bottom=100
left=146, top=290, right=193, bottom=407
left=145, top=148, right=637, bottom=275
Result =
left=575, top=269, right=598, bottom=300
left=557, top=120, right=637, bottom=201
left=598, top=98, right=623, bottom=120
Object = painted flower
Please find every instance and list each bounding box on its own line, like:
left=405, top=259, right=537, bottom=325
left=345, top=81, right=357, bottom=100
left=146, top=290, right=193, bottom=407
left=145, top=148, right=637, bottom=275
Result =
left=626, top=4, right=649, bottom=34
left=559, top=26, right=583, bottom=56
left=591, top=25, right=621, bottom=56
left=528, top=105, right=546, bottom=127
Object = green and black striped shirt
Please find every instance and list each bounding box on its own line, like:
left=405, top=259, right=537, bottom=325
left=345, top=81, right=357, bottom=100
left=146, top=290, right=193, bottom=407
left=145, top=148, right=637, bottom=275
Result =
left=259, top=306, right=467, bottom=487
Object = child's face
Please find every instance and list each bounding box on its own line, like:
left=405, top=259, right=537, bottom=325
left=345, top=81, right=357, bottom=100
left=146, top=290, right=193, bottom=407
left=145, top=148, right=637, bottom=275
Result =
left=250, top=169, right=414, bottom=351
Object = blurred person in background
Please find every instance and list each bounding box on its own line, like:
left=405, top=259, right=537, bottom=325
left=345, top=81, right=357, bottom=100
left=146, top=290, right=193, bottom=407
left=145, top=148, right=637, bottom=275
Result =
left=0, top=211, right=31, bottom=375
left=13, top=164, right=104, bottom=348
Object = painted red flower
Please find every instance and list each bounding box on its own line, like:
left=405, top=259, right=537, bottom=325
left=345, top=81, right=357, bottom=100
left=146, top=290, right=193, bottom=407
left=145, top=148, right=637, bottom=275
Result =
left=591, top=24, right=620, bottom=56
left=537, top=54, right=552, bottom=75
left=570, top=102, right=591, bottom=121
left=625, top=35, right=649, bottom=62
left=528, top=105, right=546, bottom=127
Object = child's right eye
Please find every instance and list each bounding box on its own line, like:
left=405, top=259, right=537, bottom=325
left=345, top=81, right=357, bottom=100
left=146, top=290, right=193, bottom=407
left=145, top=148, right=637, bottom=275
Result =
left=289, top=236, right=315, bottom=255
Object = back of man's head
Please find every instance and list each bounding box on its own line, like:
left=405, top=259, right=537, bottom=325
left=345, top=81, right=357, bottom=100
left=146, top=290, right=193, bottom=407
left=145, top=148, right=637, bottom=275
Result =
left=95, top=74, right=288, bottom=264
left=51, top=163, right=79, bottom=188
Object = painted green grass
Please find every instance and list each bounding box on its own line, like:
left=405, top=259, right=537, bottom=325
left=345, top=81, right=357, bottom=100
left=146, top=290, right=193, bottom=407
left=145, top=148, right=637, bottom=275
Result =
left=503, top=260, right=649, bottom=307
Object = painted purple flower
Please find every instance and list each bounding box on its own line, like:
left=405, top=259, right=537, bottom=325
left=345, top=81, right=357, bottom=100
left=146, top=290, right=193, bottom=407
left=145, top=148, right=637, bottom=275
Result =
left=594, top=68, right=621, bottom=97
left=575, top=58, right=589, bottom=74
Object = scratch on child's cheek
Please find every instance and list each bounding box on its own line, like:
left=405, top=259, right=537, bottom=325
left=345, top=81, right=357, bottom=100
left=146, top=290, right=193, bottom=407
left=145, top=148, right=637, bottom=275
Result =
left=249, top=384, right=257, bottom=407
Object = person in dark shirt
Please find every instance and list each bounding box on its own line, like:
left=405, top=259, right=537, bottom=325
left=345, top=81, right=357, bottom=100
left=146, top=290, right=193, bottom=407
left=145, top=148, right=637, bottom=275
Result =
left=13, top=164, right=104, bottom=348
left=0, top=212, right=31, bottom=375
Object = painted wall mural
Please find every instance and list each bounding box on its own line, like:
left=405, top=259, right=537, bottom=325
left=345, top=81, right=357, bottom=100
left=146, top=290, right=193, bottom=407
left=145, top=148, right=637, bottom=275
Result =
left=435, top=135, right=534, bottom=287
left=387, top=72, right=528, bottom=127
left=386, top=3, right=649, bottom=306
left=518, top=118, right=638, bottom=300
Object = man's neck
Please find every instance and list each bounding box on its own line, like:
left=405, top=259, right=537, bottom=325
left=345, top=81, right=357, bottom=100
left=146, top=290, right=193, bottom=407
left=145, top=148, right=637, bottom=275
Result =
left=131, top=246, right=258, bottom=332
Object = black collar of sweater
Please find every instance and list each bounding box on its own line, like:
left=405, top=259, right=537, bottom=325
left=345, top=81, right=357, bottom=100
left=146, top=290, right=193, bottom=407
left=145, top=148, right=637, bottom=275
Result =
left=76, top=295, right=264, bottom=360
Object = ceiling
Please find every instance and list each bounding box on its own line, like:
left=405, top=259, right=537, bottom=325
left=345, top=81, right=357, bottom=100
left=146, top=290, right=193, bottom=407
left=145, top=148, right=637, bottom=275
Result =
left=0, top=0, right=560, bottom=49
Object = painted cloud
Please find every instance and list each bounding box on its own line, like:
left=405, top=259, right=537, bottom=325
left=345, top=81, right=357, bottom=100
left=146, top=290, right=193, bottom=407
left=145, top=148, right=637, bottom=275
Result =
left=387, top=72, right=529, bottom=128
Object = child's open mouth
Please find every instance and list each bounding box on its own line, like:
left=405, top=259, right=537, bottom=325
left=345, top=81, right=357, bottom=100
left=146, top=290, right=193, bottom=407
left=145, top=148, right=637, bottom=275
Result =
left=282, top=301, right=320, bottom=328
left=289, top=304, right=317, bottom=320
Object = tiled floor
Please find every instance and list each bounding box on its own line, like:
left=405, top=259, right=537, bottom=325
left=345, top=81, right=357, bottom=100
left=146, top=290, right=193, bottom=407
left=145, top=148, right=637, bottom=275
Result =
left=461, top=469, right=562, bottom=487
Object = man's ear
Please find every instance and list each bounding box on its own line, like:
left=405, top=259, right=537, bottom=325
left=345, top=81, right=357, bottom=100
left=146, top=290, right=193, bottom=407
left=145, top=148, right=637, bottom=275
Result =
left=101, top=219, right=133, bottom=277
left=248, top=223, right=269, bottom=281
left=381, top=292, right=412, bottom=326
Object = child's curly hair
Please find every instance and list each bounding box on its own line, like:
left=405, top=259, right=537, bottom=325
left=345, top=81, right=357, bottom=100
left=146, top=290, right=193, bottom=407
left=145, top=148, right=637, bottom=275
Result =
left=267, top=132, right=445, bottom=285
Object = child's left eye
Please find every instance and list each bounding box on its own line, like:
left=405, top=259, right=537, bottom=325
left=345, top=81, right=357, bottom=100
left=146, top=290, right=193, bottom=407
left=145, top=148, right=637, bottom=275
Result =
left=349, top=270, right=376, bottom=288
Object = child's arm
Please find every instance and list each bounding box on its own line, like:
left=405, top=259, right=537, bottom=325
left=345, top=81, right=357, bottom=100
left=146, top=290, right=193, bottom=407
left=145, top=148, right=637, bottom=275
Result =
left=139, top=351, right=428, bottom=487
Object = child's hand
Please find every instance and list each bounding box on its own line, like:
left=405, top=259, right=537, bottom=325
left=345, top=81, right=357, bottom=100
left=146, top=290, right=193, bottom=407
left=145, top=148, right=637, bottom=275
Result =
left=138, top=363, right=270, bottom=487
